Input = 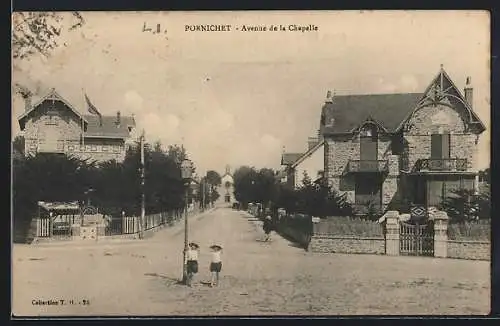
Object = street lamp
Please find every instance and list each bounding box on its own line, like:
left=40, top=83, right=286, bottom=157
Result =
left=180, top=159, right=193, bottom=283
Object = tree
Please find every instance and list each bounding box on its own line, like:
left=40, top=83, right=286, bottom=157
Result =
left=12, top=12, right=85, bottom=60
left=206, top=170, right=222, bottom=187
left=479, top=168, right=490, bottom=184
left=439, top=189, right=482, bottom=222
left=12, top=135, right=25, bottom=157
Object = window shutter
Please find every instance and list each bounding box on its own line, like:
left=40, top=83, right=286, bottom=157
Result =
left=431, top=134, right=442, bottom=159
left=441, top=133, right=450, bottom=159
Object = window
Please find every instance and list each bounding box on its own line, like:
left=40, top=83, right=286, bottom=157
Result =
left=45, top=115, right=58, bottom=125
left=431, top=133, right=450, bottom=159
left=91, top=145, right=97, bottom=152
left=102, top=145, right=108, bottom=152
left=360, top=125, right=378, bottom=161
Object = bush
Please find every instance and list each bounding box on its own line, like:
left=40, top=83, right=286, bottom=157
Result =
left=447, top=220, right=490, bottom=241
left=440, top=188, right=490, bottom=222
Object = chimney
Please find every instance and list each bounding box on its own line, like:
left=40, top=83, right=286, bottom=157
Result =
left=24, top=95, right=32, bottom=112
left=464, top=76, right=473, bottom=108
left=325, top=90, right=333, bottom=103
left=307, top=136, right=319, bottom=150
left=116, top=111, right=121, bottom=126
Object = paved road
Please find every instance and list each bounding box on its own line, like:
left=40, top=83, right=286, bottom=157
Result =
left=12, top=206, right=490, bottom=316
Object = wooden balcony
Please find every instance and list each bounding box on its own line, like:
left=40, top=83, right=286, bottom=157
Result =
left=415, top=158, right=468, bottom=172
left=347, top=160, right=389, bottom=173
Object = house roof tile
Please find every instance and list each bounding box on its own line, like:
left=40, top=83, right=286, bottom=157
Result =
left=84, top=115, right=136, bottom=138
left=321, top=93, right=423, bottom=134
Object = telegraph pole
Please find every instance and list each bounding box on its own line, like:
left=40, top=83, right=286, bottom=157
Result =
left=140, top=129, right=146, bottom=239
left=201, top=178, right=205, bottom=211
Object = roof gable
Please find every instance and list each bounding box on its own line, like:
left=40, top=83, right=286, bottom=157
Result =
left=291, top=140, right=324, bottom=168
left=398, top=67, right=486, bottom=134
left=18, top=88, right=88, bottom=129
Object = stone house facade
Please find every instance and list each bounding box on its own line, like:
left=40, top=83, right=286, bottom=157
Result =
left=319, top=67, right=486, bottom=215
left=17, top=89, right=136, bottom=163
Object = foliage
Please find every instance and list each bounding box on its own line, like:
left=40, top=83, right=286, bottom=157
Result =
left=233, top=165, right=352, bottom=218
left=12, top=153, right=95, bottom=225
left=280, top=176, right=353, bottom=218
left=13, top=140, right=195, bottom=225
left=12, top=135, right=25, bottom=155
left=447, top=220, right=490, bottom=241
left=12, top=12, right=85, bottom=60
left=439, top=188, right=490, bottom=222
left=206, top=170, right=222, bottom=187
left=478, top=168, right=490, bottom=184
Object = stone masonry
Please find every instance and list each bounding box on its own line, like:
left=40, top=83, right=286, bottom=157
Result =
left=324, top=93, right=481, bottom=213
left=404, top=104, right=478, bottom=173
left=22, top=97, right=130, bottom=163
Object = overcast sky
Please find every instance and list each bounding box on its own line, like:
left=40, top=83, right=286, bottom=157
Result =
left=12, top=11, right=490, bottom=175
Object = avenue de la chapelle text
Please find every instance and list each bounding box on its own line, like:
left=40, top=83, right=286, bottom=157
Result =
left=184, top=24, right=319, bottom=33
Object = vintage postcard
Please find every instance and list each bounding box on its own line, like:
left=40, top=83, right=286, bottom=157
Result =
left=11, top=11, right=491, bottom=316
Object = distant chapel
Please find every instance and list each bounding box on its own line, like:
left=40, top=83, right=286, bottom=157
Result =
left=219, top=165, right=235, bottom=204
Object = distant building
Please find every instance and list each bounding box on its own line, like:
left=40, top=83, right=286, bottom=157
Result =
left=281, top=136, right=324, bottom=189
left=17, top=88, right=136, bottom=163
left=219, top=165, right=235, bottom=203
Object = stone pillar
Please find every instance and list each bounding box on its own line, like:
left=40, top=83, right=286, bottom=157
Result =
left=384, top=211, right=400, bottom=256
left=307, top=217, right=321, bottom=252
left=433, top=211, right=449, bottom=258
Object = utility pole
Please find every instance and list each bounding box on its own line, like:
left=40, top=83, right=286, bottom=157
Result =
left=140, top=129, right=145, bottom=239
left=201, top=178, right=205, bottom=212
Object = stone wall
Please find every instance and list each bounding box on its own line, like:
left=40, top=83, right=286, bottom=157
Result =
left=24, top=101, right=82, bottom=155
left=308, top=235, right=385, bottom=254
left=447, top=240, right=490, bottom=261
left=325, top=134, right=400, bottom=207
left=403, top=104, right=478, bottom=172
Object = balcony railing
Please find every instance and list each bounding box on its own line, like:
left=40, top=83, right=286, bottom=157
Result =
left=415, top=158, right=468, bottom=172
left=347, top=160, right=389, bottom=173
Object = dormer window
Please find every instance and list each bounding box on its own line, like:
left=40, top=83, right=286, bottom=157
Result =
left=360, top=124, right=378, bottom=138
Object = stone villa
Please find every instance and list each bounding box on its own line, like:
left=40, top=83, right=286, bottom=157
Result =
left=319, top=67, right=485, bottom=215
left=282, top=66, right=486, bottom=216
left=17, top=88, right=136, bottom=163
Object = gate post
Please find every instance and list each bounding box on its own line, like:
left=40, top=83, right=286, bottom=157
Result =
left=433, top=211, right=449, bottom=258
left=384, top=211, right=400, bottom=256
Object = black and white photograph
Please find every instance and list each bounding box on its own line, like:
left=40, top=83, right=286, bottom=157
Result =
left=11, top=11, right=491, bottom=316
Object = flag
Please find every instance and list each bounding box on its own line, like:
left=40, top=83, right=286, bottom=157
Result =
left=84, top=93, right=102, bottom=126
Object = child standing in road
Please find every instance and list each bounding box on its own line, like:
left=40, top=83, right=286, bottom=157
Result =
left=185, top=242, right=199, bottom=287
left=263, top=216, right=273, bottom=241
left=209, top=245, right=223, bottom=287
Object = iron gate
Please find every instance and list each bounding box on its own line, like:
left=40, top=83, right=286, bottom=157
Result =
left=399, top=221, right=434, bottom=256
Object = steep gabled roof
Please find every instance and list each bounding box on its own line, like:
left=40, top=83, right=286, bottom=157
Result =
left=281, top=153, right=302, bottom=166
left=397, top=67, right=486, bottom=134
left=17, top=88, right=136, bottom=139
left=321, top=67, right=487, bottom=136
left=18, top=88, right=88, bottom=130
left=290, top=140, right=324, bottom=169
left=321, top=93, right=423, bottom=134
